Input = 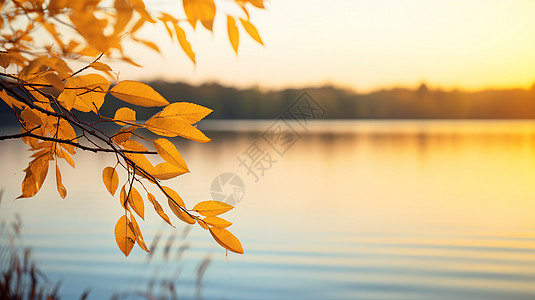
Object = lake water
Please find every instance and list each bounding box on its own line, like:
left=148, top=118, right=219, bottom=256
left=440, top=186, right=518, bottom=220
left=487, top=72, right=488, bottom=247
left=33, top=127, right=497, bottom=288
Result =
left=2, top=120, right=535, bottom=299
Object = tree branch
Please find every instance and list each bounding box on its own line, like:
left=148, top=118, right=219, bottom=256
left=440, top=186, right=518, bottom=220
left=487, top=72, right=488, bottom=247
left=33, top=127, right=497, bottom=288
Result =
left=0, top=131, right=157, bottom=154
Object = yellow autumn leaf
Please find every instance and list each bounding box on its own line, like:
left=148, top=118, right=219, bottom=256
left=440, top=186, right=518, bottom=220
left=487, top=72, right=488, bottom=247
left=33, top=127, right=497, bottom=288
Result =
left=198, top=219, right=209, bottom=230
left=239, top=18, right=263, bottom=45
left=133, top=37, right=160, bottom=53
left=158, top=102, right=213, bottom=124
left=153, top=138, right=189, bottom=171
left=112, top=125, right=137, bottom=145
left=114, top=0, right=133, bottom=35
left=203, top=216, right=232, bottom=228
left=114, top=215, right=136, bottom=257
left=114, top=107, right=136, bottom=126
left=18, top=153, right=50, bottom=199
left=119, top=185, right=129, bottom=210
left=125, top=153, right=154, bottom=175
left=209, top=227, right=244, bottom=254
left=60, top=149, right=75, bottom=167
left=192, top=200, right=233, bottom=217
left=130, top=214, right=149, bottom=252
left=173, top=23, right=195, bottom=63
left=60, top=74, right=110, bottom=113
left=152, top=162, right=188, bottom=180
left=144, top=113, right=211, bottom=143
left=89, top=61, right=113, bottom=72
left=162, top=186, right=196, bottom=224
left=147, top=192, right=174, bottom=227
left=56, top=118, right=77, bottom=155
left=110, top=81, right=169, bottom=107
left=227, top=16, right=239, bottom=54
left=0, top=89, right=24, bottom=109
left=55, top=165, right=67, bottom=199
left=21, top=107, right=43, bottom=126
left=127, top=186, right=145, bottom=220
left=102, top=166, right=119, bottom=196
left=183, top=0, right=216, bottom=31
left=44, top=72, right=65, bottom=92
left=122, top=140, right=148, bottom=152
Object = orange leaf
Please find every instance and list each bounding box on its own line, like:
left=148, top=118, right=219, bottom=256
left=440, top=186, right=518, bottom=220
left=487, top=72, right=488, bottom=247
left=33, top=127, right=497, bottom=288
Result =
left=130, top=214, right=149, bottom=252
left=192, top=201, right=233, bottom=216
left=158, top=102, right=212, bottom=124
left=144, top=113, right=211, bottom=143
left=114, top=107, right=136, bottom=126
left=89, top=61, right=113, bottom=72
left=153, top=138, right=189, bottom=171
left=65, top=74, right=110, bottom=113
left=239, top=18, right=263, bottom=45
left=18, top=153, right=50, bottom=199
left=110, top=81, right=169, bottom=107
left=203, top=216, right=232, bottom=228
left=162, top=186, right=195, bottom=224
left=127, top=187, right=145, bottom=220
left=112, top=125, right=136, bottom=145
left=102, top=167, right=119, bottom=196
left=227, top=16, right=239, bottom=54
left=183, top=0, right=216, bottom=31
left=152, top=162, right=188, bottom=180
left=114, top=215, right=136, bottom=256
left=209, top=227, right=244, bottom=254
left=55, top=165, right=67, bottom=199
left=147, top=192, right=174, bottom=227
left=173, top=23, right=195, bottom=63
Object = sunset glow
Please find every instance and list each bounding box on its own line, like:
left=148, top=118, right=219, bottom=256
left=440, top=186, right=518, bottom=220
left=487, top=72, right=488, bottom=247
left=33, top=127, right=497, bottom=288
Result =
left=120, top=0, right=535, bottom=92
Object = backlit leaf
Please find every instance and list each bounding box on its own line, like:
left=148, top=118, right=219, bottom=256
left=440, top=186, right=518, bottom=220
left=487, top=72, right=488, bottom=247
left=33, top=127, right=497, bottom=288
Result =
left=102, top=167, right=119, bottom=196
left=114, top=215, right=135, bottom=256
left=227, top=16, right=239, bottom=54
left=152, top=162, right=188, bottom=180
left=120, top=185, right=128, bottom=210
left=163, top=186, right=196, bottom=224
left=110, top=81, right=169, bottom=107
left=173, top=23, right=195, bottom=63
left=127, top=187, right=145, bottom=220
left=183, top=0, right=216, bottom=31
left=209, top=227, right=244, bottom=254
left=21, top=107, right=43, bottom=125
left=239, top=18, right=263, bottom=45
left=61, top=74, right=110, bottom=113
left=198, top=219, right=209, bottom=230
left=147, top=192, right=173, bottom=226
left=158, top=102, right=212, bottom=124
left=89, top=61, right=113, bottom=72
left=203, top=216, right=232, bottom=228
left=59, top=149, right=75, bottom=168
left=153, top=138, right=189, bottom=171
left=0, top=89, right=24, bottom=109
left=18, top=154, right=50, bottom=199
left=114, top=0, right=133, bottom=35
left=192, top=201, right=233, bottom=216
left=144, top=113, right=211, bottom=143
left=55, top=165, right=67, bottom=199
left=112, top=126, right=136, bottom=145
left=114, top=107, right=136, bottom=126
left=130, top=214, right=149, bottom=252
left=125, top=152, right=154, bottom=175
left=122, top=140, right=148, bottom=152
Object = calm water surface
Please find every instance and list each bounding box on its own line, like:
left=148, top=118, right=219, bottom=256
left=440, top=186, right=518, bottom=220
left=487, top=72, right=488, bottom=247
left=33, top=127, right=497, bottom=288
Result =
left=1, top=120, right=535, bottom=299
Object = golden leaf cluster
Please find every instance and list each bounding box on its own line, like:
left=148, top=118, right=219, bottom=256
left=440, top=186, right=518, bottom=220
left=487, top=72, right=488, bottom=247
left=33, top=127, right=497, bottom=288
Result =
left=0, top=0, right=265, bottom=256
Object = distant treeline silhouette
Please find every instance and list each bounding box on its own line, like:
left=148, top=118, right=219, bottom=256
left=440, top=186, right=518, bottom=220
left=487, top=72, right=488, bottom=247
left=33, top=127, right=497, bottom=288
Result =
left=146, top=82, right=535, bottom=120
left=2, top=81, right=535, bottom=124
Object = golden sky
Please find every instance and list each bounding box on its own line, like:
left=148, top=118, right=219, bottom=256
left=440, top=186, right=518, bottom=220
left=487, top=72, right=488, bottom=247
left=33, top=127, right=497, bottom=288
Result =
left=120, top=0, right=535, bottom=92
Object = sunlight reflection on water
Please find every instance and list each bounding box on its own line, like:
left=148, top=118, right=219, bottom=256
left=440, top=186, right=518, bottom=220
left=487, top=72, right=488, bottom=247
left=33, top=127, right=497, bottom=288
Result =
left=1, top=120, right=535, bottom=299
